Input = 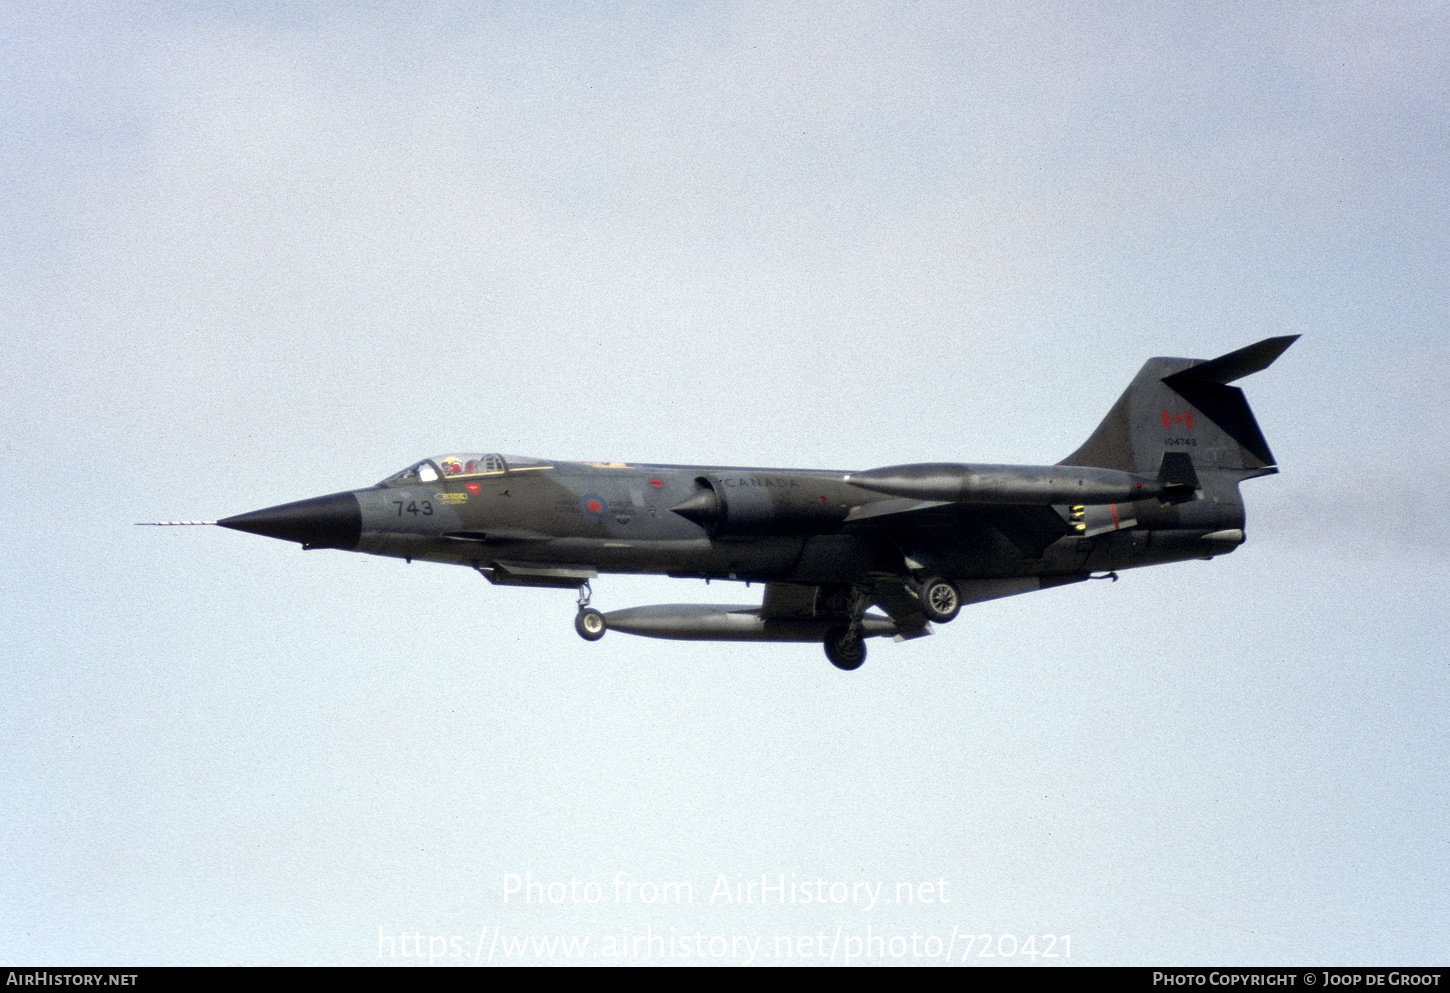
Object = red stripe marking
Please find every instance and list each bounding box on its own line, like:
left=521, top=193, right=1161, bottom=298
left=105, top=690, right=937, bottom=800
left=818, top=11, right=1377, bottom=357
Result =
left=1109, top=503, right=1120, bottom=529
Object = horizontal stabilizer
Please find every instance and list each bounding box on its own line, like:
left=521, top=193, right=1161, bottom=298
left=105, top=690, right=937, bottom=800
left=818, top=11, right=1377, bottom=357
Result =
left=1162, top=335, right=1299, bottom=387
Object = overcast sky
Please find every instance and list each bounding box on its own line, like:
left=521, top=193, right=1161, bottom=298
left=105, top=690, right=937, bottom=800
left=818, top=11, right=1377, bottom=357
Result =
left=3, top=1, right=1447, bottom=966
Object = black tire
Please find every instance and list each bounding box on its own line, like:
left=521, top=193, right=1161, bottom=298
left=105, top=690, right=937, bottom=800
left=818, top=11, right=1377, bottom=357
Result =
left=575, top=607, right=607, bottom=641
left=917, top=576, right=961, bottom=623
left=823, top=627, right=866, bottom=671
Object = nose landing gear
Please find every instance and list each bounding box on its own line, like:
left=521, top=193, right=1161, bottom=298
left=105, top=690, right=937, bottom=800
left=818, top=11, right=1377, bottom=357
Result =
left=575, top=580, right=606, bottom=641
left=575, top=608, right=606, bottom=640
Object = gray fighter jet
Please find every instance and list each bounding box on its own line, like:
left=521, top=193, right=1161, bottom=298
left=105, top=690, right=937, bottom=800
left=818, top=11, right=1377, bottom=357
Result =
left=161, top=337, right=1296, bottom=669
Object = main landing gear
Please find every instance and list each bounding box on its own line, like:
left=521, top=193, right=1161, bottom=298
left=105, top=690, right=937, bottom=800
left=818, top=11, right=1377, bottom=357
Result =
left=823, top=627, right=866, bottom=670
left=574, top=580, right=606, bottom=641
left=823, top=586, right=872, bottom=671
left=915, top=576, right=961, bottom=623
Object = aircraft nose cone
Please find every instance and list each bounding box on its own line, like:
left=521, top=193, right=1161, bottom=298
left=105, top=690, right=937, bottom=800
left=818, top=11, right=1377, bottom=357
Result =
left=218, top=491, right=362, bottom=550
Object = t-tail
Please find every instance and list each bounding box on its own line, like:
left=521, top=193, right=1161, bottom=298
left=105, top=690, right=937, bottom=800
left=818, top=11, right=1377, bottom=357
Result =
left=1061, top=335, right=1298, bottom=480
left=1058, top=335, right=1297, bottom=557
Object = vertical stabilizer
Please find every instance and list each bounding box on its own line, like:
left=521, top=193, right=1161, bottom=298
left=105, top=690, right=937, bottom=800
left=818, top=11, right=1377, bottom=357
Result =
left=1061, top=336, right=1297, bottom=476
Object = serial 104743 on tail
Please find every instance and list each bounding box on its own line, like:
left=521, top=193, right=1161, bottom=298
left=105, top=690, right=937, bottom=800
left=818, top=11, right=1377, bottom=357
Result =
left=170, top=337, right=1296, bottom=670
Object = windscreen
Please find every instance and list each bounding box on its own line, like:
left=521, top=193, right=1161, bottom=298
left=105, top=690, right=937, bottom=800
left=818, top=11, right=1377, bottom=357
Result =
left=380, top=460, right=442, bottom=486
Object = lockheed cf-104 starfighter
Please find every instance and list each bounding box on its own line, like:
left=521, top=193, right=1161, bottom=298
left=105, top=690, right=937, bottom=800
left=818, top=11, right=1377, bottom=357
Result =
left=156, top=337, right=1296, bottom=669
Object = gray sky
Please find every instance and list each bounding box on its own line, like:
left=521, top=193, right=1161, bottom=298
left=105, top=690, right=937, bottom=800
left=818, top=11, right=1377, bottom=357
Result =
left=3, top=0, right=1447, bottom=966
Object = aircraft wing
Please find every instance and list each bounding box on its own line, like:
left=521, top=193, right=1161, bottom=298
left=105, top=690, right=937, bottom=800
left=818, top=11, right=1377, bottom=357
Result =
left=973, top=505, right=1075, bottom=557
left=845, top=493, right=1073, bottom=559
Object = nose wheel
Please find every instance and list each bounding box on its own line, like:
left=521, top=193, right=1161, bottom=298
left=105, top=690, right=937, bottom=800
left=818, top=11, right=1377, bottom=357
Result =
left=575, top=607, right=607, bottom=641
left=575, top=581, right=606, bottom=641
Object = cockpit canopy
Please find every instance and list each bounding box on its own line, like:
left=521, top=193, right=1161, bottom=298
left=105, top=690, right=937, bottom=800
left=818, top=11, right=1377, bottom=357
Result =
left=379, top=453, right=550, bottom=487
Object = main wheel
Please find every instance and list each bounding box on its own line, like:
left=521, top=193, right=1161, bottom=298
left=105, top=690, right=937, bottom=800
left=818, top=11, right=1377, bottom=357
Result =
left=575, top=607, right=607, bottom=641
left=917, top=576, right=961, bottom=623
left=823, top=627, right=867, bottom=671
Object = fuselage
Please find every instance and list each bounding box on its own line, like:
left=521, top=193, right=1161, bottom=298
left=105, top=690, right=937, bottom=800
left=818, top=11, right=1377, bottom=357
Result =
left=218, top=453, right=1249, bottom=587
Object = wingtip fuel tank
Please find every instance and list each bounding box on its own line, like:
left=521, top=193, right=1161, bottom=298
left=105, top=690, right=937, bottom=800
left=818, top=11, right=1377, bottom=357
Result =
left=600, top=603, right=906, bottom=642
left=843, top=463, right=1167, bottom=505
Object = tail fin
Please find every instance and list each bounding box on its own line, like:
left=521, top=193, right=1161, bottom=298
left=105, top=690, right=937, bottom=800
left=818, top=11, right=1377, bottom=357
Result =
left=1061, top=336, right=1298, bottom=477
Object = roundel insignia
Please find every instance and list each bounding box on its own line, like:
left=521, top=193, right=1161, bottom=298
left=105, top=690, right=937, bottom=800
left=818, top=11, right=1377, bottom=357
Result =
left=580, top=493, right=610, bottom=522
